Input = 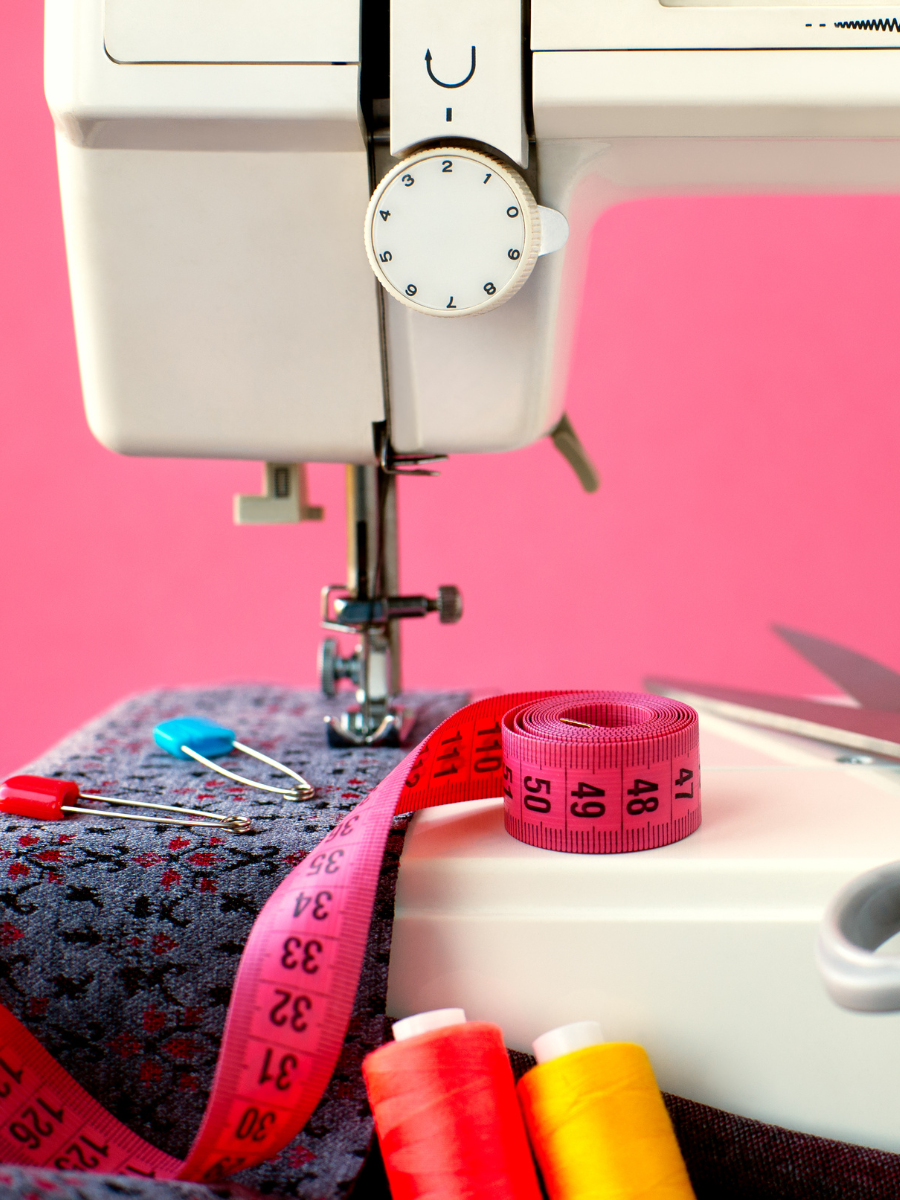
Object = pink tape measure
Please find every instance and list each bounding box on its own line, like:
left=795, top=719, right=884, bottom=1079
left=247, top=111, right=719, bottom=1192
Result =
left=500, top=693, right=699, bottom=852
left=0, top=692, right=699, bottom=1182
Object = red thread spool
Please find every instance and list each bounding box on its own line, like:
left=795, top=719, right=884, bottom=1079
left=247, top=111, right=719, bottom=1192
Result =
left=362, top=1009, right=542, bottom=1200
left=0, top=775, right=79, bottom=820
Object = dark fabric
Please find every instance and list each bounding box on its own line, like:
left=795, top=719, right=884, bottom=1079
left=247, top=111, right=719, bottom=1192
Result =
left=3, top=686, right=900, bottom=1200
left=0, top=686, right=464, bottom=1199
left=665, top=1092, right=900, bottom=1199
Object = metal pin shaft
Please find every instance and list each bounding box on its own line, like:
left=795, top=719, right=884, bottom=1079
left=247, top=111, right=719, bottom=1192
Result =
left=180, top=746, right=314, bottom=800
left=232, top=742, right=315, bottom=798
left=63, top=806, right=251, bottom=832
left=80, top=792, right=244, bottom=822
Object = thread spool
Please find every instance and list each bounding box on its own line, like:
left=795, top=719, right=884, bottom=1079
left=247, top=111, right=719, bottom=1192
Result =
left=362, top=1008, right=543, bottom=1200
left=517, top=1021, right=696, bottom=1200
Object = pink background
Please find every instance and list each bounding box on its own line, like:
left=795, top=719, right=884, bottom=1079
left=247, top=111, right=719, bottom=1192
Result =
left=3, top=5, right=899, bottom=775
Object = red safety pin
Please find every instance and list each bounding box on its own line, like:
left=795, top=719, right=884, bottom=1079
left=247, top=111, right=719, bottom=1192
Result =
left=0, top=776, right=252, bottom=833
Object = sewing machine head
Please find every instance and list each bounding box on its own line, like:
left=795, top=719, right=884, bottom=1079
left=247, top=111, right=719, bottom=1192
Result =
left=44, top=0, right=900, bottom=740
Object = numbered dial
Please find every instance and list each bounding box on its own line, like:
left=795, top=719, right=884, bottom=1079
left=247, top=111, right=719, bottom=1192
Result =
left=364, top=148, right=540, bottom=317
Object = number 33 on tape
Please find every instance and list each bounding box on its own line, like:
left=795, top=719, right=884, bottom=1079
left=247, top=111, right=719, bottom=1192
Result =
left=0, top=691, right=699, bottom=1182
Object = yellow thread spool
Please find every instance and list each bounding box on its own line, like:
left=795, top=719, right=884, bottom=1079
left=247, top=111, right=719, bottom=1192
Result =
left=517, top=1023, right=696, bottom=1200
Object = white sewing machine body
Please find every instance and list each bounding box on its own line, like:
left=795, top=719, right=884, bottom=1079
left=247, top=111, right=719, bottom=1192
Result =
left=45, top=0, right=900, bottom=462
left=388, top=715, right=900, bottom=1153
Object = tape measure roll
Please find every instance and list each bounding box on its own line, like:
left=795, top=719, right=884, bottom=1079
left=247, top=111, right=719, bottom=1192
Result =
left=0, top=691, right=699, bottom=1185
left=502, top=692, right=700, bottom=852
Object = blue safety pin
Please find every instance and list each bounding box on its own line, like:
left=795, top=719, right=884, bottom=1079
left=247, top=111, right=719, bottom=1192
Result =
left=153, top=717, right=314, bottom=800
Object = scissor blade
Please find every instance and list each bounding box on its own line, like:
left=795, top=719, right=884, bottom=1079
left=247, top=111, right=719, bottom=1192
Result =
left=645, top=676, right=900, bottom=760
left=773, top=625, right=900, bottom=712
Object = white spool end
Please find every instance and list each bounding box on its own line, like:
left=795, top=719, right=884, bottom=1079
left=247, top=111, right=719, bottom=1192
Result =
left=532, top=1020, right=604, bottom=1064
left=392, top=1008, right=467, bottom=1041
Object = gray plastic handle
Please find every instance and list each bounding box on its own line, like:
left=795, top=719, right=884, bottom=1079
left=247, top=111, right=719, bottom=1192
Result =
left=817, top=861, right=900, bottom=1011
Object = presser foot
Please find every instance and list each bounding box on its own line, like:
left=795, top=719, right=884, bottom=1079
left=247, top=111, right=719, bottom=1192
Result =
left=324, top=705, right=416, bottom=748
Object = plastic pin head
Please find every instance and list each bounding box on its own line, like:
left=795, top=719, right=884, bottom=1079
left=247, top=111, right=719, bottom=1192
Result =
left=0, top=776, right=80, bottom=821
left=154, top=717, right=235, bottom=761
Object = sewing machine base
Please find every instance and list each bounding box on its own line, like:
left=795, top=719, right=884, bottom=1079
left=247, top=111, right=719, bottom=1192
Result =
left=387, top=712, right=900, bottom=1153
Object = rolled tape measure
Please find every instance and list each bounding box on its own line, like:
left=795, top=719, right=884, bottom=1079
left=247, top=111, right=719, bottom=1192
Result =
left=501, top=693, right=700, bottom=852
left=0, top=692, right=698, bottom=1183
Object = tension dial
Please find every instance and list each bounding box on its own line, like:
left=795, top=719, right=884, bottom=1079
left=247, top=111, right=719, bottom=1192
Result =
left=364, top=147, right=541, bottom=317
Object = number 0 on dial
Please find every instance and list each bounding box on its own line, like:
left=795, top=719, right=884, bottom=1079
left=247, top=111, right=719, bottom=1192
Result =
left=364, top=147, right=541, bottom=317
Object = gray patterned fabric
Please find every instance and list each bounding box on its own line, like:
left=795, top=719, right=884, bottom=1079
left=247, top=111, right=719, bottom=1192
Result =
left=0, top=1168, right=262, bottom=1200
left=0, top=686, right=466, bottom=1198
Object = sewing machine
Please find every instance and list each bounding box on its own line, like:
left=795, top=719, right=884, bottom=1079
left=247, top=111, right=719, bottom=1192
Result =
left=45, top=0, right=900, bottom=1154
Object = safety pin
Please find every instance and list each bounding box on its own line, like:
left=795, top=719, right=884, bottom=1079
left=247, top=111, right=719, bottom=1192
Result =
left=153, top=717, right=314, bottom=800
left=0, top=776, right=253, bottom=833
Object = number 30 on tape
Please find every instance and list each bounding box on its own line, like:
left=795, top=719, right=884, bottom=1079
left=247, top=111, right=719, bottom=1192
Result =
left=0, top=691, right=699, bottom=1181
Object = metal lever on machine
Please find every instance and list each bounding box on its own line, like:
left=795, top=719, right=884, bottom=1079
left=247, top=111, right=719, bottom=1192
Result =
left=318, top=638, right=362, bottom=698
left=323, top=587, right=463, bottom=628
left=549, top=414, right=601, bottom=494
left=380, top=439, right=447, bottom=478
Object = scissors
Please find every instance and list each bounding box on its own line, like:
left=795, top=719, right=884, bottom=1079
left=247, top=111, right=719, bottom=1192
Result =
left=646, top=625, right=900, bottom=761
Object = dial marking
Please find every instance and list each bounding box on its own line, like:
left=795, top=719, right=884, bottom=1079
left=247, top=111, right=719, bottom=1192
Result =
left=365, top=147, right=536, bottom=316
left=424, top=46, right=477, bottom=89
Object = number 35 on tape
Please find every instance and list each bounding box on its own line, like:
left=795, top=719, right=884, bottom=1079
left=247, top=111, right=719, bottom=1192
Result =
left=0, top=691, right=699, bottom=1182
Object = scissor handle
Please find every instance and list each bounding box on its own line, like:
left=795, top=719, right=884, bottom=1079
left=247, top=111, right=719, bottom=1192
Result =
left=818, top=860, right=900, bottom=1011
